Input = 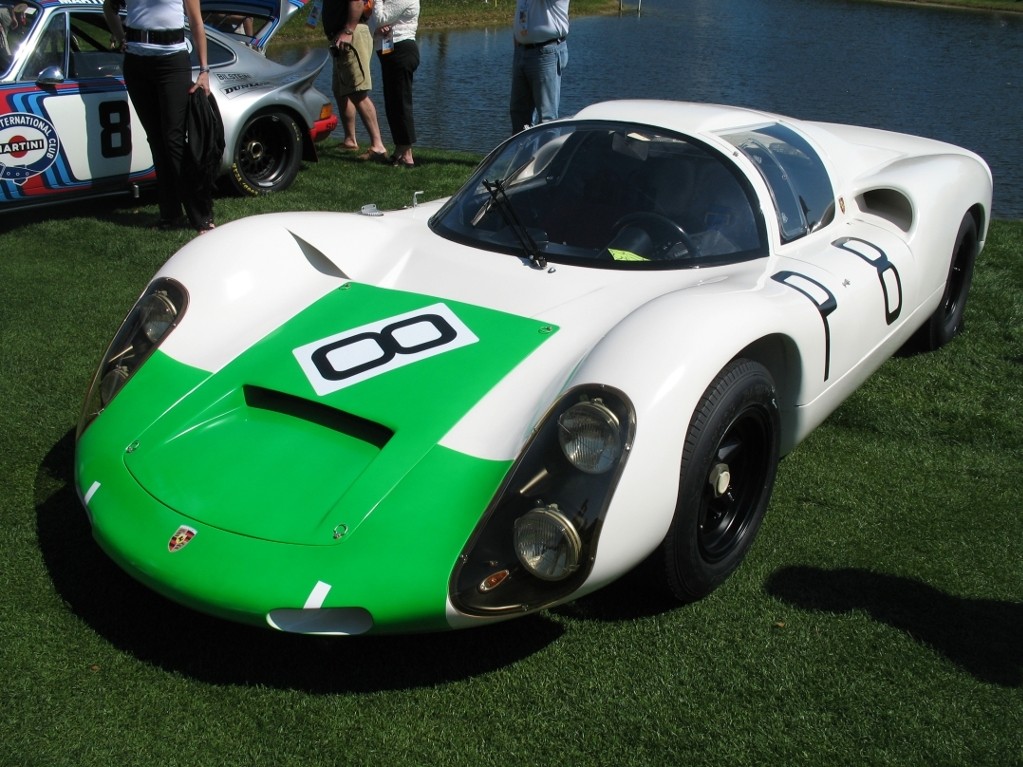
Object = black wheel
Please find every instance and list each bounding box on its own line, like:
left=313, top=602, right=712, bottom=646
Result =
left=610, top=212, right=700, bottom=260
left=910, top=213, right=979, bottom=351
left=230, top=112, right=303, bottom=196
left=660, top=358, right=780, bottom=602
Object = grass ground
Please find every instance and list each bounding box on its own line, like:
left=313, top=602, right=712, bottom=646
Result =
left=1, top=146, right=1021, bottom=766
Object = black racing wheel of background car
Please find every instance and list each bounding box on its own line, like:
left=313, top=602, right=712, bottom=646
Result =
left=912, top=212, right=979, bottom=351
left=659, top=358, right=780, bottom=602
left=611, top=212, right=700, bottom=260
left=230, top=111, right=303, bottom=196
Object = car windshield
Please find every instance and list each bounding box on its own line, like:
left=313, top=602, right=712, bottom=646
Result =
left=0, top=0, right=39, bottom=77
left=430, top=121, right=766, bottom=270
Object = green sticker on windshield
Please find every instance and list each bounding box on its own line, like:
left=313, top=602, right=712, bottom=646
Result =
left=608, top=248, right=650, bottom=262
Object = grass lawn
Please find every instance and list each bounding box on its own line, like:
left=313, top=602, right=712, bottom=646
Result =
left=1, top=145, right=1021, bottom=766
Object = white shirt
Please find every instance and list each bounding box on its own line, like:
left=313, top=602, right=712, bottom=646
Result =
left=125, top=0, right=187, bottom=54
left=514, top=0, right=570, bottom=45
left=369, top=0, right=419, bottom=46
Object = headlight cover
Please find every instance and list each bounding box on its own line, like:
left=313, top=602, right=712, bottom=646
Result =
left=450, top=385, right=635, bottom=616
left=77, top=277, right=188, bottom=437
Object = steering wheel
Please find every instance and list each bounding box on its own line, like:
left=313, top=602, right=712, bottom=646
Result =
left=610, top=212, right=700, bottom=260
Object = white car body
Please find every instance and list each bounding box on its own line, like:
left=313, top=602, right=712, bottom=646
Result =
left=76, top=100, right=991, bottom=634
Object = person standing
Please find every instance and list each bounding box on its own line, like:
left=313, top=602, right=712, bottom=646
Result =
left=510, top=0, right=570, bottom=134
left=322, top=0, right=388, bottom=160
left=369, top=0, right=419, bottom=167
left=104, top=0, right=215, bottom=232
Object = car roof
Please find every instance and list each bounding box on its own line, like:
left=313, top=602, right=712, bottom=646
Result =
left=30, top=0, right=308, bottom=48
left=573, top=100, right=787, bottom=140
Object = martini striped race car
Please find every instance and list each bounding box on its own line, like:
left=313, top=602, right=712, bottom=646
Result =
left=0, top=0, right=336, bottom=210
left=75, top=100, right=991, bottom=635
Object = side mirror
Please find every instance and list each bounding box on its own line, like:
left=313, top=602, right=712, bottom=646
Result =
left=36, top=65, right=65, bottom=85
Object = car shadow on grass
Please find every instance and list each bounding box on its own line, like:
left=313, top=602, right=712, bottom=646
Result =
left=36, top=429, right=565, bottom=693
left=764, top=565, right=1023, bottom=688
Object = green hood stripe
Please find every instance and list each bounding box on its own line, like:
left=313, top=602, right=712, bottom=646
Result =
left=112, top=283, right=558, bottom=546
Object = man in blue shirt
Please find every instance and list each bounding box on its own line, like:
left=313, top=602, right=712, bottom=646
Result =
left=510, top=0, right=570, bottom=133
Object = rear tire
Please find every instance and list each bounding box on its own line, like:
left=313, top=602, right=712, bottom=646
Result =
left=909, top=213, right=979, bottom=352
left=660, top=359, right=780, bottom=602
left=230, top=112, right=303, bottom=196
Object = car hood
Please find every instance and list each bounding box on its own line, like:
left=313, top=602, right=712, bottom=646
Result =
left=123, top=282, right=558, bottom=547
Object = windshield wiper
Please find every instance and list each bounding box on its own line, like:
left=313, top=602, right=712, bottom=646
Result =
left=481, top=179, right=547, bottom=269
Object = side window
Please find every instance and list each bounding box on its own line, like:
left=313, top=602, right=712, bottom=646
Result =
left=187, top=33, right=235, bottom=68
left=68, top=10, right=123, bottom=78
left=22, top=10, right=66, bottom=81
left=725, top=123, right=835, bottom=243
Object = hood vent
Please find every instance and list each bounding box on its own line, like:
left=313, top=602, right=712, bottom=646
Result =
left=244, top=385, right=393, bottom=449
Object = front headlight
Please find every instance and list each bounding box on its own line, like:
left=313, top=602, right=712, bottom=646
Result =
left=451, top=385, right=635, bottom=615
left=558, top=400, right=622, bottom=474
left=77, top=277, right=188, bottom=437
left=514, top=505, right=582, bottom=581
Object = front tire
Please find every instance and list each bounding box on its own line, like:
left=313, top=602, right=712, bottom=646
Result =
left=659, top=358, right=780, bottom=602
left=910, top=212, right=979, bottom=352
left=230, top=112, right=303, bottom=196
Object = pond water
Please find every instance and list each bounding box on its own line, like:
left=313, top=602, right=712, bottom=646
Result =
left=275, top=0, right=1023, bottom=218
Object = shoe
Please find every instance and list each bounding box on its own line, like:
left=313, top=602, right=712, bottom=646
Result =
left=197, top=220, right=216, bottom=234
left=357, top=149, right=389, bottom=163
left=392, top=157, right=415, bottom=168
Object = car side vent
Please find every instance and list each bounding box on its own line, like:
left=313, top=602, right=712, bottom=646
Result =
left=856, top=188, right=913, bottom=233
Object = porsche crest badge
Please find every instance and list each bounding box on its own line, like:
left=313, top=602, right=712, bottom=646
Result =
left=168, top=526, right=197, bottom=552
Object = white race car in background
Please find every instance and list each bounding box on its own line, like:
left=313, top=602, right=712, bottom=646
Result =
left=0, top=0, right=336, bottom=209
left=75, top=100, right=991, bottom=635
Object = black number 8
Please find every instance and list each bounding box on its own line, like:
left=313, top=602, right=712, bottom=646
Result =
left=99, top=100, right=131, bottom=158
left=311, top=314, right=459, bottom=382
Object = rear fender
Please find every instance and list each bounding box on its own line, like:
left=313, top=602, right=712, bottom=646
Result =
left=215, top=52, right=329, bottom=170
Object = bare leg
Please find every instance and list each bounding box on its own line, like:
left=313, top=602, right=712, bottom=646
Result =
left=351, top=91, right=387, bottom=155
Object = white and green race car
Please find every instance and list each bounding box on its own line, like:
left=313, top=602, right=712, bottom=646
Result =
left=75, top=100, right=992, bottom=635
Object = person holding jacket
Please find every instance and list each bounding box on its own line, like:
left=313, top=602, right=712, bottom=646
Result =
left=104, top=0, right=215, bottom=232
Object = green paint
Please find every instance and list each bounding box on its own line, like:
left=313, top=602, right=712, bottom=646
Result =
left=77, top=283, right=559, bottom=632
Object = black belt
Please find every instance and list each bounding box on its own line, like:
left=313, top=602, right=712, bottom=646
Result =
left=125, top=26, right=185, bottom=45
left=519, top=36, right=565, bottom=49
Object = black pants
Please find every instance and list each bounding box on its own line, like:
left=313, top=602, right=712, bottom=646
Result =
left=377, top=39, right=419, bottom=146
left=124, top=50, right=213, bottom=228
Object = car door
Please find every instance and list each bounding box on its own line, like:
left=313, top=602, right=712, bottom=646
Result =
left=724, top=122, right=917, bottom=399
left=0, top=6, right=153, bottom=207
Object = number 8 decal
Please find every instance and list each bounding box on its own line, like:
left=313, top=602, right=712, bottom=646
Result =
left=294, top=303, right=479, bottom=396
left=98, top=100, right=131, bottom=158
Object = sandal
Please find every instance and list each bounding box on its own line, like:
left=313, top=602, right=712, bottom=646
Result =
left=392, top=157, right=415, bottom=168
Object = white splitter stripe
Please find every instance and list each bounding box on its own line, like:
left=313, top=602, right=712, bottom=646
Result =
left=84, top=481, right=101, bottom=504
left=303, top=580, right=332, bottom=609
